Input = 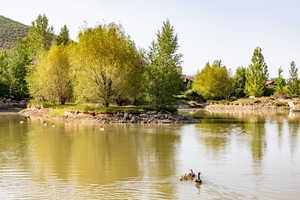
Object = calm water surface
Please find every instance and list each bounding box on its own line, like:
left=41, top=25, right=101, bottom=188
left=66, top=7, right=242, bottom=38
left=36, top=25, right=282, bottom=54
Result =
left=0, top=111, right=300, bottom=199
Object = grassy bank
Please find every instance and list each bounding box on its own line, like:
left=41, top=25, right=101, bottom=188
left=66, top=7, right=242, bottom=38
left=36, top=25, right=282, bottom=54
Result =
left=28, top=102, right=178, bottom=116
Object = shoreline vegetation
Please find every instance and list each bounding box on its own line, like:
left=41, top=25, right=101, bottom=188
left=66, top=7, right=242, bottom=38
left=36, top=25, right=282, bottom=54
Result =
left=1, top=14, right=300, bottom=124
left=17, top=95, right=296, bottom=124
left=19, top=104, right=200, bottom=124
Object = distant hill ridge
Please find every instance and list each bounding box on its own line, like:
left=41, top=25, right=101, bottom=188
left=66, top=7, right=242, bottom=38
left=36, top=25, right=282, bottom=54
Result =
left=0, top=15, right=29, bottom=50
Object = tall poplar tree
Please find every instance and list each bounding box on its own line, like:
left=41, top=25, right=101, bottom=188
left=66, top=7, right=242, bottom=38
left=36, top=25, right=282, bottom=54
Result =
left=232, top=66, right=247, bottom=98
left=27, top=14, right=54, bottom=52
left=145, top=20, right=182, bottom=105
left=287, top=61, right=299, bottom=95
left=57, top=25, right=70, bottom=45
left=245, top=47, right=268, bottom=97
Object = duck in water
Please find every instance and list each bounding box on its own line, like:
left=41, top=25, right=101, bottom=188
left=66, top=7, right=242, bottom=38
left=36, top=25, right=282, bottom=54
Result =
left=195, top=172, right=202, bottom=184
left=187, top=169, right=196, bottom=180
left=179, top=174, right=189, bottom=181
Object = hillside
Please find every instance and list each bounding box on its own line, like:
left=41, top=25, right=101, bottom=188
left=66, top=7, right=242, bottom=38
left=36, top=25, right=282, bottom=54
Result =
left=0, top=15, right=29, bottom=50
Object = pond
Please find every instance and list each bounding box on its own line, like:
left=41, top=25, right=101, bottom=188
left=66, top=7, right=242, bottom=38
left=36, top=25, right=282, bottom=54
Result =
left=0, top=111, right=300, bottom=199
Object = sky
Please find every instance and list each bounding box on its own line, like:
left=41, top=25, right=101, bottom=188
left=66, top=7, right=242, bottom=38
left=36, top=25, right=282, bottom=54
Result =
left=1, top=0, right=300, bottom=77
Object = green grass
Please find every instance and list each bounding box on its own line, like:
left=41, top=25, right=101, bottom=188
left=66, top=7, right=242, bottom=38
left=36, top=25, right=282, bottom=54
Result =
left=48, top=109, right=65, bottom=116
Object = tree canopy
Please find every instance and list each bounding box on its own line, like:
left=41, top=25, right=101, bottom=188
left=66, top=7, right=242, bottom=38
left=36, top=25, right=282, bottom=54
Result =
left=245, top=47, right=268, bottom=97
left=57, top=25, right=70, bottom=46
left=27, top=43, right=73, bottom=104
left=193, top=60, right=232, bottom=100
left=144, top=20, right=182, bottom=105
left=73, top=24, right=143, bottom=106
left=232, top=66, right=246, bottom=98
left=287, top=61, right=299, bottom=95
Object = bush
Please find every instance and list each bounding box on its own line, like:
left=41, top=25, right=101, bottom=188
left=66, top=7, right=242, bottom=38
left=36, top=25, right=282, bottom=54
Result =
left=0, top=82, right=9, bottom=96
left=183, top=89, right=205, bottom=102
left=193, top=60, right=232, bottom=100
left=264, top=87, right=275, bottom=96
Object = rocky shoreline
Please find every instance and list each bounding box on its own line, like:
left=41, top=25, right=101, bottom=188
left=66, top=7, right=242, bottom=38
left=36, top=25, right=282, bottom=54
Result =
left=204, top=104, right=288, bottom=113
left=0, top=96, right=27, bottom=109
left=19, top=107, right=200, bottom=124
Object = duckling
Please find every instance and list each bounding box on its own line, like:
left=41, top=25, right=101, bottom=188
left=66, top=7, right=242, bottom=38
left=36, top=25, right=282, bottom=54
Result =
left=195, top=172, right=202, bottom=184
left=43, top=121, right=48, bottom=126
left=179, top=174, right=189, bottom=181
left=187, top=169, right=196, bottom=180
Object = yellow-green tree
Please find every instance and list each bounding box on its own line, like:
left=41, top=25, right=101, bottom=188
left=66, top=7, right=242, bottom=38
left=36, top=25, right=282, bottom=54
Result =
left=27, top=43, right=72, bottom=104
left=72, top=24, right=143, bottom=107
left=193, top=60, right=232, bottom=100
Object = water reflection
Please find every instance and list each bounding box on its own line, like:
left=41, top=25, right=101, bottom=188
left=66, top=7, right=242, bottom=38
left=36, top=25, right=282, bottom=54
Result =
left=287, top=118, right=300, bottom=157
left=26, top=122, right=181, bottom=186
left=1, top=112, right=300, bottom=199
left=0, top=113, right=29, bottom=168
left=194, top=112, right=268, bottom=163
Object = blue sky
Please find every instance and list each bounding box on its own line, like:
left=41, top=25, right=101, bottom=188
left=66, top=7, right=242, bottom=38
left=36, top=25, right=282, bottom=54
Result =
left=1, top=0, right=299, bottom=77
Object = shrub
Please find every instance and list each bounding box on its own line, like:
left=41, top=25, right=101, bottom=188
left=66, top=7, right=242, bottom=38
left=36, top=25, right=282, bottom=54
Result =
left=183, top=89, right=205, bottom=102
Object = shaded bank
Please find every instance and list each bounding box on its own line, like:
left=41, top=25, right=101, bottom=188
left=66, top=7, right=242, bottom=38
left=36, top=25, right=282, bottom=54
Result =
left=0, top=97, right=27, bottom=109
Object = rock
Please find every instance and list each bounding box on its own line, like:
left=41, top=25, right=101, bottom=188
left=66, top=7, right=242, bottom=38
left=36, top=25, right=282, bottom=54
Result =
left=123, top=112, right=129, bottom=120
left=177, top=104, right=191, bottom=109
left=130, top=116, right=138, bottom=123
left=64, top=111, right=72, bottom=117
left=254, top=100, right=261, bottom=104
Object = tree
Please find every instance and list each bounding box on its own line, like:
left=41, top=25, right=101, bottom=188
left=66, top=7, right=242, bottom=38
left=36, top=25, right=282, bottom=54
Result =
left=0, top=50, right=9, bottom=95
left=232, top=66, right=246, bottom=98
left=5, top=38, right=32, bottom=98
left=245, top=47, right=268, bottom=97
left=57, top=25, right=70, bottom=46
left=144, top=20, right=182, bottom=105
left=73, top=24, right=143, bottom=107
left=193, top=60, right=232, bottom=100
left=27, top=14, right=54, bottom=52
left=2, top=14, right=55, bottom=98
left=287, top=61, right=299, bottom=95
left=27, top=44, right=73, bottom=104
left=275, top=67, right=286, bottom=94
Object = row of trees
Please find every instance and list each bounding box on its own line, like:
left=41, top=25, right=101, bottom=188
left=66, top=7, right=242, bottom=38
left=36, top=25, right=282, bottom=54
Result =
left=1, top=14, right=299, bottom=106
left=192, top=47, right=300, bottom=100
left=0, top=15, right=183, bottom=106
